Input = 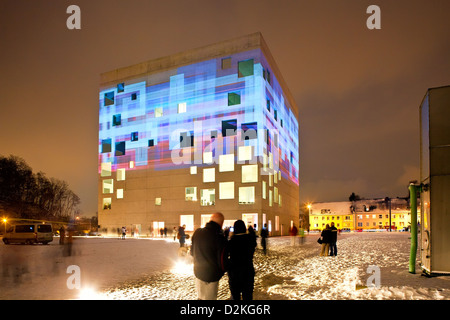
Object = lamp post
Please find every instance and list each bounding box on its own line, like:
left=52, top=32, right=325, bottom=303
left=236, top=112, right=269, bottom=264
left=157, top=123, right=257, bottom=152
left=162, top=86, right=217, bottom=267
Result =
left=2, top=218, right=7, bottom=234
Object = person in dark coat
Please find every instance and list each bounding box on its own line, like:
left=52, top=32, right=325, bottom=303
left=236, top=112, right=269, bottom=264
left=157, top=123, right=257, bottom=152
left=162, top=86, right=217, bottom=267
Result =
left=260, top=223, right=269, bottom=255
left=178, top=225, right=186, bottom=247
left=329, top=222, right=338, bottom=256
left=228, top=220, right=257, bottom=300
left=320, top=224, right=332, bottom=256
left=190, top=212, right=228, bottom=300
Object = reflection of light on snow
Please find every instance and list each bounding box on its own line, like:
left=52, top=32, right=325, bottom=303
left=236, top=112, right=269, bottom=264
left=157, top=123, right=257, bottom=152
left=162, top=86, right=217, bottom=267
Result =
left=78, top=287, right=106, bottom=300
left=171, top=260, right=193, bottom=276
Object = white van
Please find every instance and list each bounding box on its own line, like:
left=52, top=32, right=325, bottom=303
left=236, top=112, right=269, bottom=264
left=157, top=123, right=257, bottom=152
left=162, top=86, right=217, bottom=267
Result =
left=2, top=223, right=53, bottom=245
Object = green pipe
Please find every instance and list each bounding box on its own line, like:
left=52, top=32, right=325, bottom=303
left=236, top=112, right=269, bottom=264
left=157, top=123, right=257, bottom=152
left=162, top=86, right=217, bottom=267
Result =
left=409, top=184, right=418, bottom=274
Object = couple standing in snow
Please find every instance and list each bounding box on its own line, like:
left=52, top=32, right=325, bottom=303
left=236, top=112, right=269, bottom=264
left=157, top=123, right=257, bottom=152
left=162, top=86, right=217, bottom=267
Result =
left=190, top=212, right=256, bottom=300
left=319, top=222, right=338, bottom=256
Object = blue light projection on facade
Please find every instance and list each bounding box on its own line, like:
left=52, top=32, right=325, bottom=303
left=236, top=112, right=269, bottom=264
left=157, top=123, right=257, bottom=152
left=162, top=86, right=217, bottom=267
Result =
left=98, top=48, right=299, bottom=185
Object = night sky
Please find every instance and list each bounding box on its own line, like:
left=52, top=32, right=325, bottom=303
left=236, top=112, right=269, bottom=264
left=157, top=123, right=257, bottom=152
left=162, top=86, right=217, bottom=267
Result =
left=1, top=0, right=449, bottom=216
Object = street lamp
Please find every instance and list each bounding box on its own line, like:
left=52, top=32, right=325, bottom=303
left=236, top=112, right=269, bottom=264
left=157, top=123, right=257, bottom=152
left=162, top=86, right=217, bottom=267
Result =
left=2, top=218, right=7, bottom=234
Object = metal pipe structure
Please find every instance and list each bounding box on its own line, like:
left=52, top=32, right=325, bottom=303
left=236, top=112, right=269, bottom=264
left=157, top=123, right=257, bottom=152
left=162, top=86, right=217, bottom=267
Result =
left=409, top=183, right=419, bottom=274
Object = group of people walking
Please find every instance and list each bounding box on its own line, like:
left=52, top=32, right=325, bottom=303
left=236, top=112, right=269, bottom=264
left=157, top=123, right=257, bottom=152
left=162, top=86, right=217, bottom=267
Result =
left=189, top=212, right=269, bottom=300
left=319, top=222, right=338, bottom=256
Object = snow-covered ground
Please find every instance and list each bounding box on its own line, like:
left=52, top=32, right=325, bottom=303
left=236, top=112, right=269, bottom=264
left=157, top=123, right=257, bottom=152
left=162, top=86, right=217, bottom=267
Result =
left=1, top=232, right=449, bottom=300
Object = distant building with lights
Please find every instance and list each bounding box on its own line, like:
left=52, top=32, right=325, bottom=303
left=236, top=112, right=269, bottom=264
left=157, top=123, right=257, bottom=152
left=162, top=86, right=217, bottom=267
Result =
left=98, top=33, right=299, bottom=237
left=308, top=198, right=414, bottom=231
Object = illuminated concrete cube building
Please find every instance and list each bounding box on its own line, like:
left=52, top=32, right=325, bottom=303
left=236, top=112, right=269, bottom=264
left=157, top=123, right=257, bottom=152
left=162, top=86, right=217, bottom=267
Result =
left=98, top=33, right=299, bottom=236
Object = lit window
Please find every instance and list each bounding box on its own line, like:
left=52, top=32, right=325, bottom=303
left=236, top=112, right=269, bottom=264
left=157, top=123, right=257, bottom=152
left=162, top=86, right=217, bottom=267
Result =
left=155, top=197, right=161, bottom=206
left=262, top=180, right=267, bottom=199
left=269, top=173, right=273, bottom=187
left=104, top=92, right=114, bottom=106
left=228, top=92, right=241, bottom=106
left=242, top=165, right=258, bottom=183
left=103, top=198, right=111, bottom=210
left=203, top=168, right=215, bottom=183
left=185, top=187, right=197, bottom=201
left=115, top=141, right=125, bottom=156
left=269, top=189, right=273, bottom=207
left=219, top=154, right=234, bottom=172
left=180, top=215, right=194, bottom=232
left=278, top=171, right=281, bottom=181
left=238, top=146, right=252, bottom=161
left=200, top=189, right=215, bottom=206
left=103, top=179, right=113, bottom=194
left=239, top=186, right=255, bottom=204
left=117, top=168, right=125, bottom=181
left=178, top=102, right=187, bottom=113
left=101, top=162, right=111, bottom=177
left=274, top=171, right=278, bottom=184
left=222, top=119, right=237, bottom=137
left=275, top=216, right=279, bottom=231
left=219, top=182, right=234, bottom=199
left=155, top=107, right=163, bottom=118
left=221, top=57, right=231, bottom=69
left=279, top=195, right=282, bottom=207
left=129, top=161, right=134, bottom=168
left=101, top=139, right=112, bottom=153
left=190, top=166, right=197, bottom=174
left=117, top=189, right=123, bottom=199
left=203, top=152, right=213, bottom=164
left=238, top=59, right=254, bottom=78
left=274, top=187, right=278, bottom=203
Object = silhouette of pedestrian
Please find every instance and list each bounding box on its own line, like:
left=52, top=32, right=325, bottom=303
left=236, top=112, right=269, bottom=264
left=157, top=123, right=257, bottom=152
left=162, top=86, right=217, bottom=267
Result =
left=260, top=223, right=269, bottom=255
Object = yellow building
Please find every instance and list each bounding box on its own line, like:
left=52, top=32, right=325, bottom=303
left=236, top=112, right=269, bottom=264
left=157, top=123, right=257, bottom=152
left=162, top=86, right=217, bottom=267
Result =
left=308, top=198, right=415, bottom=231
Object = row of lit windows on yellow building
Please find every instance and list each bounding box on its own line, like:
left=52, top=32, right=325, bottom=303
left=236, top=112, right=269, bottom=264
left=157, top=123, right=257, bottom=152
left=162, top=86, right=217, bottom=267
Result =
left=309, top=213, right=411, bottom=231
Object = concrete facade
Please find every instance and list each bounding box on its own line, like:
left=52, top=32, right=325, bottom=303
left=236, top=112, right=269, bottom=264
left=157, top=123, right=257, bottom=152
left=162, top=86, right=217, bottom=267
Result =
left=98, top=33, right=299, bottom=237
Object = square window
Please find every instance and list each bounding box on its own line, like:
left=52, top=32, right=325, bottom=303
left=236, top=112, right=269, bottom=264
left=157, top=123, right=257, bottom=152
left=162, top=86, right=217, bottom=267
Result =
left=131, top=132, right=139, bottom=141
left=104, top=92, right=114, bottom=106
left=219, top=154, right=234, bottom=172
left=112, top=114, right=121, bottom=126
left=185, top=187, right=197, bottom=201
left=219, top=182, right=234, bottom=199
left=238, top=146, right=252, bottom=161
left=131, top=93, right=137, bottom=100
left=222, top=119, right=237, bottom=137
left=200, top=189, right=215, bottom=206
left=101, top=162, right=111, bottom=177
left=190, top=166, right=197, bottom=174
left=117, top=168, right=125, bottom=181
left=203, top=152, right=213, bottom=164
left=103, top=179, right=113, bottom=194
left=241, top=122, right=257, bottom=140
left=228, top=92, right=241, bottom=106
left=117, top=83, right=124, bottom=93
left=203, top=168, right=215, bottom=183
left=155, top=197, right=162, bottom=206
left=238, top=59, right=254, bottom=78
left=242, top=165, right=258, bottom=183
left=239, top=186, right=255, bottom=204
left=103, top=198, right=112, bottom=210
left=178, top=102, right=187, bottom=113
left=221, top=57, right=231, bottom=69
left=180, top=215, right=194, bottom=232
left=180, top=131, right=194, bottom=148
left=155, top=107, right=163, bottom=118
left=101, top=138, right=112, bottom=153
left=115, top=141, right=125, bottom=156
left=117, top=189, right=123, bottom=199
left=148, top=139, right=155, bottom=147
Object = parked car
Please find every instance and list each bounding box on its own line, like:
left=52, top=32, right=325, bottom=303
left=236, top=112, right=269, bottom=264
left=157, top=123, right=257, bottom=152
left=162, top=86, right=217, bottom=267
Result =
left=2, top=223, right=53, bottom=245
